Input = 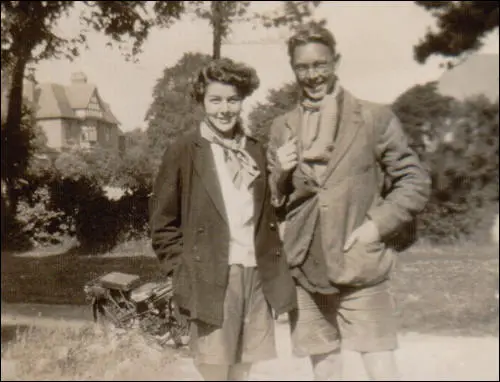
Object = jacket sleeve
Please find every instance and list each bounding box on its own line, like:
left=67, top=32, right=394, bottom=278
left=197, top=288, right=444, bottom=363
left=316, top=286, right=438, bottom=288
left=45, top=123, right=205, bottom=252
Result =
left=367, top=108, right=432, bottom=239
left=266, top=117, right=294, bottom=217
left=149, top=139, right=184, bottom=276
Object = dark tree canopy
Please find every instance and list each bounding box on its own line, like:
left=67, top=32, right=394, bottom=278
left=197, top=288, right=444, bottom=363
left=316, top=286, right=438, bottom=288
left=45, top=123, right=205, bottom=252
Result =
left=248, top=82, right=300, bottom=146
left=414, top=1, right=499, bottom=67
left=392, top=81, right=455, bottom=155
left=145, top=52, right=212, bottom=168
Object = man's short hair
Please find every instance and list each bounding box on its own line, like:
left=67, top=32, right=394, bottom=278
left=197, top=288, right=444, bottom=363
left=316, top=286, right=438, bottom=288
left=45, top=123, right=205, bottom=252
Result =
left=287, top=22, right=339, bottom=61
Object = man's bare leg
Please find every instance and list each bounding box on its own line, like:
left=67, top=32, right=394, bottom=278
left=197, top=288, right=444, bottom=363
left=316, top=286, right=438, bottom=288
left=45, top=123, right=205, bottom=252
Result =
left=227, top=363, right=252, bottom=381
left=311, top=349, right=343, bottom=381
left=195, top=363, right=252, bottom=381
left=195, top=363, right=229, bottom=381
left=361, top=350, right=400, bottom=381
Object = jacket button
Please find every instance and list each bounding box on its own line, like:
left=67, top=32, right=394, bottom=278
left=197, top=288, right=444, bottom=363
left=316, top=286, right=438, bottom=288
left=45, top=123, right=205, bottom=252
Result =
left=194, top=255, right=201, bottom=262
left=275, top=249, right=281, bottom=256
left=269, top=222, right=277, bottom=231
left=197, top=227, right=205, bottom=233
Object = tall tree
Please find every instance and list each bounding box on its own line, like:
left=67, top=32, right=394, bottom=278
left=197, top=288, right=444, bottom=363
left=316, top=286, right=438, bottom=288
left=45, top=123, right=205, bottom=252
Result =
left=1, top=1, right=184, bottom=217
left=189, top=1, right=324, bottom=59
left=257, top=1, right=325, bottom=31
left=414, top=1, right=499, bottom=67
left=190, top=1, right=251, bottom=59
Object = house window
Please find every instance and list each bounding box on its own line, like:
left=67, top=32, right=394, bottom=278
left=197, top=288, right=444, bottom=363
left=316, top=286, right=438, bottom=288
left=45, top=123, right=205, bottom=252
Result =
left=81, top=125, right=97, bottom=142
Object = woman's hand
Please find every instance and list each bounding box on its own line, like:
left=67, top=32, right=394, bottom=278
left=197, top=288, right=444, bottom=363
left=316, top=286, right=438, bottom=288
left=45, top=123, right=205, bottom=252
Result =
left=276, top=137, right=298, bottom=172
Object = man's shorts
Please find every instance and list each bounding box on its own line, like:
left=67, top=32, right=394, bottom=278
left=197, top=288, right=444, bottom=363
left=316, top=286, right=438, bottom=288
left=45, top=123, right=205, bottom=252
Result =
left=190, top=265, right=277, bottom=365
left=289, top=279, right=399, bottom=357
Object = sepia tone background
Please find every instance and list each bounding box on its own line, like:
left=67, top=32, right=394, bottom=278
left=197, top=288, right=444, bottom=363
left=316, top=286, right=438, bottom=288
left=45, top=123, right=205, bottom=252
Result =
left=1, top=1, right=499, bottom=380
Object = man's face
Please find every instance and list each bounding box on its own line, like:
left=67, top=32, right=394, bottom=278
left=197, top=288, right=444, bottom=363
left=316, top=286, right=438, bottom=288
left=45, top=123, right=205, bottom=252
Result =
left=291, top=42, right=337, bottom=101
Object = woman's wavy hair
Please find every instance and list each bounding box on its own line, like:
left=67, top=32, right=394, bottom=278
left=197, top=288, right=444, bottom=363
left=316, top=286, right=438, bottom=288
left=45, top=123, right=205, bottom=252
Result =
left=190, top=57, right=260, bottom=103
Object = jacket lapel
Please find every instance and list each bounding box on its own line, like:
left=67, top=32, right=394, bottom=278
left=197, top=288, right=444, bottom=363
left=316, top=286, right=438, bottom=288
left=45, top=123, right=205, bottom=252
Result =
left=191, top=130, right=228, bottom=223
left=285, top=106, right=320, bottom=185
left=245, top=138, right=267, bottom=231
left=320, top=89, right=364, bottom=185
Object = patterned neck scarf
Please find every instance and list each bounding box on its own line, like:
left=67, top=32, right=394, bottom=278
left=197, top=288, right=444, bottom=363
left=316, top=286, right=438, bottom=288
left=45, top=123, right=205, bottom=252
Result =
left=299, top=80, right=342, bottom=163
left=201, top=119, right=260, bottom=189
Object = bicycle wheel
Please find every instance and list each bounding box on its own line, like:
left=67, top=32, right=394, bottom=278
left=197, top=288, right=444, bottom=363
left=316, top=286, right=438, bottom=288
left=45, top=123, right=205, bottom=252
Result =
left=92, top=298, right=135, bottom=333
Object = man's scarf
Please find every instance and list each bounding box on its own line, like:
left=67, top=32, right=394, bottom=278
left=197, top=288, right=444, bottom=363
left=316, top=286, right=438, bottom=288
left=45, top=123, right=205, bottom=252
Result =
left=297, top=80, right=342, bottom=181
left=201, top=119, right=260, bottom=189
left=299, top=80, right=341, bottom=162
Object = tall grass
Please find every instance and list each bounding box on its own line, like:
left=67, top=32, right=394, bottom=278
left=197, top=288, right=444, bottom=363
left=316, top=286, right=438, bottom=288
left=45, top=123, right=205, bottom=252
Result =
left=1, top=323, right=180, bottom=381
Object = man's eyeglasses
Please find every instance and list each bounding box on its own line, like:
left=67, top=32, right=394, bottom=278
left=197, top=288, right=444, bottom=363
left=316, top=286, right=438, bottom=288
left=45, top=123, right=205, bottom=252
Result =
left=293, top=61, right=332, bottom=76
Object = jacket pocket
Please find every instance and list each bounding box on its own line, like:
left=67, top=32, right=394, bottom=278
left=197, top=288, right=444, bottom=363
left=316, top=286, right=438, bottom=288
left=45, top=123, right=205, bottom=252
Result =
left=329, top=240, right=395, bottom=287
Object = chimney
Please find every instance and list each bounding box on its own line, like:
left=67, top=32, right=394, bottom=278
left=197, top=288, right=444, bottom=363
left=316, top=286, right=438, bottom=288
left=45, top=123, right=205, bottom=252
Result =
left=71, top=72, right=88, bottom=84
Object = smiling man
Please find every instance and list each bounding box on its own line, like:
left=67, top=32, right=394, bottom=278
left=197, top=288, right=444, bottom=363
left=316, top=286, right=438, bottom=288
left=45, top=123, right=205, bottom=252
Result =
left=266, top=23, right=431, bottom=380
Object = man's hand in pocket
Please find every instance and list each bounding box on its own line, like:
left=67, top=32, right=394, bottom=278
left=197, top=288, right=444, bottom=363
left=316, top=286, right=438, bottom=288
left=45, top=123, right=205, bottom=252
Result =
left=343, top=220, right=380, bottom=252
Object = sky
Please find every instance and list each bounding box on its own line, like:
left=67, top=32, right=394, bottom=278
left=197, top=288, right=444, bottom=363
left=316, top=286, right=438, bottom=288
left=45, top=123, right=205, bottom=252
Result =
left=32, top=1, right=500, bottom=132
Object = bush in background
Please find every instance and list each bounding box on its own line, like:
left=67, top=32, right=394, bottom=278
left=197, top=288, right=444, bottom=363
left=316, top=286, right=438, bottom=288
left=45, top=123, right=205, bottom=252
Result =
left=16, top=186, right=69, bottom=248
left=416, top=96, right=499, bottom=243
left=9, top=143, right=151, bottom=254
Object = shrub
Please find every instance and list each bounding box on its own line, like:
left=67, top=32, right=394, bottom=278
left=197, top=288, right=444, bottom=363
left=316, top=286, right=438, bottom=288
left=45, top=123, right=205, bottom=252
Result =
left=114, top=191, right=150, bottom=241
left=16, top=187, right=71, bottom=248
left=417, top=96, right=499, bottom=243
left=73, top=194, right=122, bottom=254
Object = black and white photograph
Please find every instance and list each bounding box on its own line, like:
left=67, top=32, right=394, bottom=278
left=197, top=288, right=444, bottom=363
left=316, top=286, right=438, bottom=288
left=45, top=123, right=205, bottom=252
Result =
left=1, top=1, right=499, bottom=380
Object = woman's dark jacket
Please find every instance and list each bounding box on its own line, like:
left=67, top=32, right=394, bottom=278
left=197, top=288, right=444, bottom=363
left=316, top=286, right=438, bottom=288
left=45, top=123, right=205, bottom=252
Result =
left=149, top=128, right=297, bottom=327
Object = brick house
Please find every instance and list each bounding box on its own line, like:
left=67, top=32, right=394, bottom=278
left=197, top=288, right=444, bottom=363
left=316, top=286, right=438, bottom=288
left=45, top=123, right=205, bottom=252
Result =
left=23, top=71, right=125, bottom=154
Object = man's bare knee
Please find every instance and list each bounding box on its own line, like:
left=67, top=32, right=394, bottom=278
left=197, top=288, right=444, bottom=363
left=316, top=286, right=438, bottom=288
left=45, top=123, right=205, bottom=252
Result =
left=311, top=349, right=342, bottom=381
left=228, top=363, right=252, bottom=381
left=195, top=363, right=229, bottom=381
left=361, top=350, right=400, bottom=381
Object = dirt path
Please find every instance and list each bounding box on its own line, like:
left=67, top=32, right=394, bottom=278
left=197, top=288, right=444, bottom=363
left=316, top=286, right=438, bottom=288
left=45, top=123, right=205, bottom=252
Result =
left=2, top=307, right=498, bottom=381
left=167, top=322, right=499, bottom=381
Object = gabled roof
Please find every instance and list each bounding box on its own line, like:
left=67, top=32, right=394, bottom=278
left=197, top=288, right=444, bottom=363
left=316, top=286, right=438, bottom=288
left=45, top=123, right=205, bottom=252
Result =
left=101, top=101, right=121, bottom=126
left=35, top=83, right=75, bottom=119
left=64, top=83, right=96, bottom=110
left=25, top=74, right=121, bottom=126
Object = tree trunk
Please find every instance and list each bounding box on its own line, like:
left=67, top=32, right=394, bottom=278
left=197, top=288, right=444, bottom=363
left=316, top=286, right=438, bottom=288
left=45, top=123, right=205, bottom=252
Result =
left=2, top=54, right=28, bottom=221
left=211, top=1, right=222, bottom=59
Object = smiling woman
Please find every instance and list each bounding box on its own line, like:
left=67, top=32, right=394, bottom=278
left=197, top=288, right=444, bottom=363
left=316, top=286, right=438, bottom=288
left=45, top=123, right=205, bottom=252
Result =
left=149, top=57, right=297, bottom=381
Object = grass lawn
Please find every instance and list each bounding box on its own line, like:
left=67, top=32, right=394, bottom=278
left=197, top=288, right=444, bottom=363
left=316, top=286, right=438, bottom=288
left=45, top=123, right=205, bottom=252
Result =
left=1, top=241, right=499, bottom=336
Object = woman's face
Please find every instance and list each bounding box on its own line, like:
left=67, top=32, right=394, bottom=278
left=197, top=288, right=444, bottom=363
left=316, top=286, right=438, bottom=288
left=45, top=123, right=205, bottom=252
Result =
left=203, top=81, right=243, bottom=134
